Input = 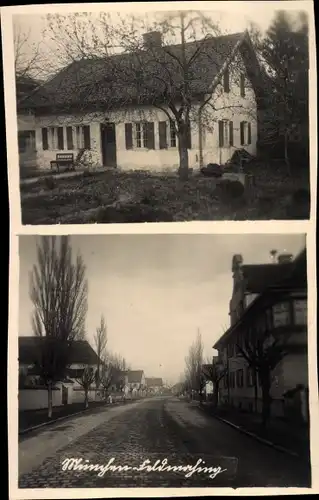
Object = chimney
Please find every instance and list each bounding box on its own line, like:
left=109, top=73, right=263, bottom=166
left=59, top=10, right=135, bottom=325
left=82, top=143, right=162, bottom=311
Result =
left=232, top=254, right=243, bottom=272
left=277, top=253, right=293, bottom=264
left=143, top=31, right=162, bottom=50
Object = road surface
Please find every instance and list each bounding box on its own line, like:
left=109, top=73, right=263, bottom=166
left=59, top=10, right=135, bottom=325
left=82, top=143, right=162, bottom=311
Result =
left=18, top=397, right=311, bottom=488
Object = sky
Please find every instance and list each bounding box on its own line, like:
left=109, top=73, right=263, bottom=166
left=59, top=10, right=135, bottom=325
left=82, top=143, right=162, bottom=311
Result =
left=19, top=233, right=306, bottom=385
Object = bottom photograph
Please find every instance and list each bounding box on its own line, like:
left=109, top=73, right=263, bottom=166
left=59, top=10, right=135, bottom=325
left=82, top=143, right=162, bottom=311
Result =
left=16, top=233, right=310, bottom=489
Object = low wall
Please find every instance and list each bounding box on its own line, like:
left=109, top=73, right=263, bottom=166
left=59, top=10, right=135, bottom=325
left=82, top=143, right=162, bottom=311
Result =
left=19, top=387, right=62, bottom=411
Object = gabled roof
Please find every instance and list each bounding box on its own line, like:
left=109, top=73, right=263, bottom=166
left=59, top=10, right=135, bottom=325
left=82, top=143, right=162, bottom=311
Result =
left=214, top=247, right=307, bottom=348
left=242, top=261, right=295, bottom=294
left=145, top=377, right=163, bottom=387
left=121, top=370, right=144, bottom=384
left=20, top=31, right=260, bottom=111
left=19, top=337, right=101, bottom=366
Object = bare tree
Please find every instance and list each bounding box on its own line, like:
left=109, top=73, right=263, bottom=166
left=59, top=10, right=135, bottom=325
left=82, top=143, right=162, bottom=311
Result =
left=236, top=328, right=292, bottom=428
left=94, top=315, right=108, bottom=389
left=76, top=366, right=96, bottom=409
left=42, top=11, right=256, bottom=178
left=185, top=329, right=205, bottom=401
left=202, top=358, right=227, bottom=407
left=29, top=236, right=88, bottom=418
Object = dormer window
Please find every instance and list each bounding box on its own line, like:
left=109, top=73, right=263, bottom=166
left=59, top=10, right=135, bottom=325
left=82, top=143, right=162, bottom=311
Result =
left=223, top=68, right=230, bottom=93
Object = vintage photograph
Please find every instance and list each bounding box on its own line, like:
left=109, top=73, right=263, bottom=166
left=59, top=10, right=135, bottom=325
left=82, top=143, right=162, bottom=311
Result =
left=17, top=233, right=311, bottom=488
left=11, top=3, right=311, bottom=224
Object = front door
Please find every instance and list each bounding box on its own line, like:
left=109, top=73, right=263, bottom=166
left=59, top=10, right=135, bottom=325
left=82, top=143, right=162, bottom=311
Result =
left=101, top=123, right=117, bottom=167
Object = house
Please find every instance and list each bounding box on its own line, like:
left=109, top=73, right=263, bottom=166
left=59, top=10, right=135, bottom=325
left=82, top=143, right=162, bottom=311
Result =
left=16, top=76, right=40, bottom=168
left=213, top=248, right=308, bottom=422
left=120, top=370, right=146, bottom=397
left=145, top=377, right=163, bottom=394
left=17, top=30, right=260, bottom=172
left=19, top=336, right=102, bottom=409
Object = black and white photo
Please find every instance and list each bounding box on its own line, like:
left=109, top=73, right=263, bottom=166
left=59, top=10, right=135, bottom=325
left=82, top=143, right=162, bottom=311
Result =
left=17, top=233, right=311, bottom=488
left=4, top=2, right=312, bottom=223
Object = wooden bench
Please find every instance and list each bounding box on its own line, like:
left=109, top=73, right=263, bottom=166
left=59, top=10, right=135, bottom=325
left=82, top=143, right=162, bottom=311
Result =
left=50, top=153, right=75, bottom=172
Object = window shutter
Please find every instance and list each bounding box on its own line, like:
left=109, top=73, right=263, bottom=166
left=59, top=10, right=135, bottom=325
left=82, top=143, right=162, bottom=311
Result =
left=145, top=122, right=155, bottom=149
left=83, top=125, right=91, bottom=149
left=57, top=127, right=64, bottom=150
left=159, top=121, right=167, bottom=149
left=42, top=128, right=48, bottom=150
left=218, top=121, right=224, bottom=147
left=248, top=122, right=252, bottom=145
left=240, top=74, right=245, bottom=97
left=66, top=126, right=74, bottom=149
left=125, top=123, right=133, bottom=150
left=186, top=121, right=192, bottom=149
left=229, top=121, right=234, bottom=147
left=240, top=122, right=245, bottom=145
left=223, top=68, right=230, bottom=93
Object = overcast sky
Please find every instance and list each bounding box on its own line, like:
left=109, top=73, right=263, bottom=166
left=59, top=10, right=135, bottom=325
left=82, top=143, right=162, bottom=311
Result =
left=19, top=233, right=306, bottom=385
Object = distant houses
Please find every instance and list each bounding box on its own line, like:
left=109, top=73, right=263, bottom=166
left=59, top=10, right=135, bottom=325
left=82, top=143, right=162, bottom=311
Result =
left=145, top=377, right=163, bottom=395
left=18, top=337, right=153, bottom=410
left=213, top=248, right=308, bottom=423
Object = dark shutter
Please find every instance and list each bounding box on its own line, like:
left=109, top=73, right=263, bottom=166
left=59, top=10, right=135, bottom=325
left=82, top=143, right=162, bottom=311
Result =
left=57, top=127, right=64, bottom=150
left=186, top=121, right=192, bottom=149
left=42, top=128, right=48, bottom=150
left=218, top=121, right=224, bottom=147
left=248, top=122, right=252, bottom=144
left=125, top=123, right=133, bottom=150
left=159, top=121, right=167, bottom=149
left=66, top=126, right=74, bottom=149
left=145, top=122, right=155, bottom=149
left=240, top=122, right=245, bottom=145
left=240, top=73, right=245, bottom=97
left=83, top=125, right=91, bottom=149
left=229, top=121, right=234, bottom=147
left=223, top=68, right=230, bottom=93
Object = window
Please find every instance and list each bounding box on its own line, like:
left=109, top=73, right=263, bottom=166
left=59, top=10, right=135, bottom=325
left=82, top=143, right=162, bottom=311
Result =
left=158, top=121, right=167, bottom=149
left=240, top=121, right=252, bottom=146
left=42, top=127, right=64, bottom=150
left=246, top=367, right=254, bottom=387
left=170, top=120, right=177, bottom=147
left=240, top=73, right=245, bottom=97
left=135, top=122, right=155, bottom=149
left=42, top=128, right=48, bottom=150
left=76, top=125, right=91, bottom=149
left=125, top=123, right=133, bottom=150
left=293, top=299, right=307, bottom=325
left=18, top=130, right=35, bottom=153
left=218, top=120, right=234, bottom=148
left=66, top=126, right=74, bottom=150
left=223, top=68, right=230, bottom=93
left=236, top=369, right=244, bottom=388
left=272, top=302, right=291, bottom=327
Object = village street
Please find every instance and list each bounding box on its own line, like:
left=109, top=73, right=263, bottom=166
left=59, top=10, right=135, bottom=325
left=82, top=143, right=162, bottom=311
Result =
left=19, top=397, right=310, bottom=488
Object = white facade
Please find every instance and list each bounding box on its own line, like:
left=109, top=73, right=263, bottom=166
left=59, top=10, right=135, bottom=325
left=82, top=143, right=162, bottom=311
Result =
left=22, top=51, right=257, bottom=172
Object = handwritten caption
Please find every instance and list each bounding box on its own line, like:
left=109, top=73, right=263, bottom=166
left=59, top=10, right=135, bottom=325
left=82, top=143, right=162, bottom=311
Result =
left=61, top=457, right=226, bottom=480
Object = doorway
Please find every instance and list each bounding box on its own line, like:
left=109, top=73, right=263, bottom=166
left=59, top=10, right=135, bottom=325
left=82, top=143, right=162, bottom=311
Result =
left=101, top=123, right=117, bottom=167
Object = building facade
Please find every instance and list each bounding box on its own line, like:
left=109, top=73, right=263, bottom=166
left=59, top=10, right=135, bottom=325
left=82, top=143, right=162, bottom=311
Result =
left=17, top=32, right=259, bottom=172
left=214, top=249, right=308, bottom=422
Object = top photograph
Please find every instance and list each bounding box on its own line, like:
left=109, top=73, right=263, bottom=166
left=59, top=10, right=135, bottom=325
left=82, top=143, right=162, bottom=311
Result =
left=13, top=6, right=311, bottom=224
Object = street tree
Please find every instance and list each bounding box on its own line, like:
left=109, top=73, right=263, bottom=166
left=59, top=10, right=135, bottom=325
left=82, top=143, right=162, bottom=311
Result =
left=236, top=327, right=292, bottom=428
left=94, top=315, right=108, bottom=389
left=76, top=366, right=96, bottom=409
left=202, top=359, right=227, bottom=407
left=29, top=236, right=88, bottom=418
left=185, top=330, right=205, bottom=401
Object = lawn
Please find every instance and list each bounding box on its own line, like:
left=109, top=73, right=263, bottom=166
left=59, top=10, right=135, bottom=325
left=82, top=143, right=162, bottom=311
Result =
left=20, top=162, right=310, bottom=224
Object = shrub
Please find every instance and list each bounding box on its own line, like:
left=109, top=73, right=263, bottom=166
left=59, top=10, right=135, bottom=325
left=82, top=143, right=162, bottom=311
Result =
left=200, top=163, right=223, bottom=178
left=217, top=179, right=245, bottom=203
left=43, top=176, right=56, bottom=190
